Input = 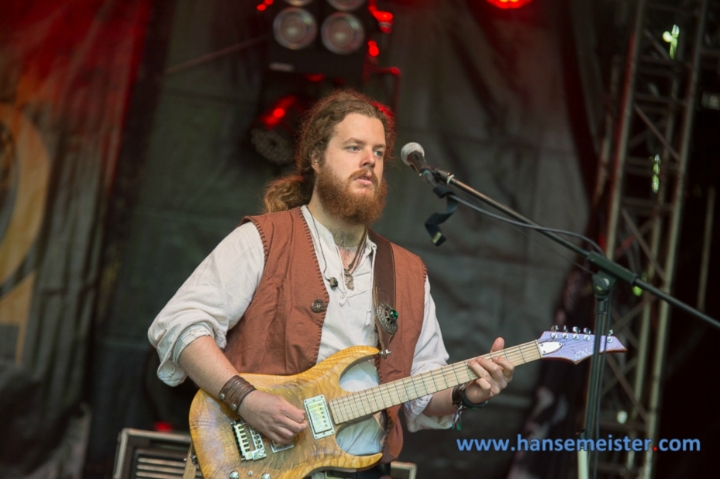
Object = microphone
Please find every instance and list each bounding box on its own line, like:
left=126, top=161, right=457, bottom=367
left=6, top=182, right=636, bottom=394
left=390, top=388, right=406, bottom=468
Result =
left=400, top=142, right=432, bottom=180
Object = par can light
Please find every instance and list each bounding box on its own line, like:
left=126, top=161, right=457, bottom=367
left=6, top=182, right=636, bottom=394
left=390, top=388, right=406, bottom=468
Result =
left=321, top=12, right=364, bottom=54
left=273, top=7, right=317, bottom=50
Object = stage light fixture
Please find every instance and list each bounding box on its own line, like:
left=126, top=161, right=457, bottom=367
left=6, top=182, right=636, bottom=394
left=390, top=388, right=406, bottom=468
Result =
left=321, top=12, right=365, bottom=54
left=273, top=7, right=318, bottom=50
left=327, top=0, right=366, bottom=12
left=266, top=0, right=387, bottom=83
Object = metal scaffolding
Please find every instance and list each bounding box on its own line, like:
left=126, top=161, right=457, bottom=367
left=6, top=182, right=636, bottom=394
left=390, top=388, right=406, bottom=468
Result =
left=597, top=0, right=717, bottom=477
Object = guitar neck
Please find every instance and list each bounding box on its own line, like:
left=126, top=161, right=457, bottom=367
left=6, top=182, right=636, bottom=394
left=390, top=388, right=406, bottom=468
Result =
left=329, top=340, right=541, bottom=424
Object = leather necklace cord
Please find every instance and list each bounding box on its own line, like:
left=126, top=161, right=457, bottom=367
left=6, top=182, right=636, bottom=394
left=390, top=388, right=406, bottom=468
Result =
left=344, top=227, right=367, bottom=276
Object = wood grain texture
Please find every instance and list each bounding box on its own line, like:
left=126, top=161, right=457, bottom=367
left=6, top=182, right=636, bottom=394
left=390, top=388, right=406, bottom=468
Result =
left=189, top=346, right=382, bottom=479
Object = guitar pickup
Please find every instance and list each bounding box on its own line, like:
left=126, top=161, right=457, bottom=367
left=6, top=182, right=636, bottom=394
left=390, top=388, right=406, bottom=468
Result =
left=231, top=420, right=267, bottom=461
left=304, top=395, right=335, bottom=439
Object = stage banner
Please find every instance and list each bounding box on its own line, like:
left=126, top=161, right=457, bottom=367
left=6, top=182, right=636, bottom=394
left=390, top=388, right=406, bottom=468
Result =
left=0, top=1, right=150, bottom=476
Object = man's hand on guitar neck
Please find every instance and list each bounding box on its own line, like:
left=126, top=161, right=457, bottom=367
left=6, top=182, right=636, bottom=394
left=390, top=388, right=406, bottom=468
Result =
left=463, top=337, right=515, bottom=404
left=423, top=337, right=514, bottom=416
left=239, top=391, right=308, bottom=445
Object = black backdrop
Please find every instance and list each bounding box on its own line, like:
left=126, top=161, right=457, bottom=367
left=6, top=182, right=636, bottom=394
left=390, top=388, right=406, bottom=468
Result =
left=87, top=0, right=592, bottom=477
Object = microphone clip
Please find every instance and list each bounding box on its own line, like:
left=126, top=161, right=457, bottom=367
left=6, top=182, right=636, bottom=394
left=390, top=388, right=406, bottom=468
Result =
left=425, top=185, right=458, bottom=246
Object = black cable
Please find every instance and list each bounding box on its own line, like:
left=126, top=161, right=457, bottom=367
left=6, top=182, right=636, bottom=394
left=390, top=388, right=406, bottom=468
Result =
left=442, top=193, right=599, bottom=277
left=449, top=193, right=604, bottom=255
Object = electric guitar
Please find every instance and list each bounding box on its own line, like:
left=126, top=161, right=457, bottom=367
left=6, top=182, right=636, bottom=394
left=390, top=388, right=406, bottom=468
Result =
left=188, top=328, right=626, bottom=479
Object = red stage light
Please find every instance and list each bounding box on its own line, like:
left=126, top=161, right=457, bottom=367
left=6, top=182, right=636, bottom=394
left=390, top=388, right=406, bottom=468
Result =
left=369, top=0, right=393, bottom=33
left=257, top=4, right=267, bottom=11
left=262, top=95, right=298, bottom=128
left=371, top=10, right=393, bottom=23
left=487, top=0, right=532, bottom=9
left=368, top=40, right=379, bottom=57
left=154, top=421, right=173, bottom=432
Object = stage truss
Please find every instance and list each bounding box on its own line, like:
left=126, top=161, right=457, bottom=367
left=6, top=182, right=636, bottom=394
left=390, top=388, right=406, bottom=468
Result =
left=597, top=0, right=718, bottom=477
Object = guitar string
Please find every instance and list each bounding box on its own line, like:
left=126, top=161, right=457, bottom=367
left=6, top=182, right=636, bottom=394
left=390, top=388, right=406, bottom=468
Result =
left=331, top=342, right=543, bottom=420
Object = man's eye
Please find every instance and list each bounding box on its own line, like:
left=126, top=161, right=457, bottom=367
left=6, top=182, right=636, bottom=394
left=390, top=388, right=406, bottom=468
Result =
left=348, top=146, right=360, bottom=151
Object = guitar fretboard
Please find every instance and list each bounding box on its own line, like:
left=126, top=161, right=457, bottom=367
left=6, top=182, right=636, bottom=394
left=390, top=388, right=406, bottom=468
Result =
left=328, top=340, right=541, bottom=424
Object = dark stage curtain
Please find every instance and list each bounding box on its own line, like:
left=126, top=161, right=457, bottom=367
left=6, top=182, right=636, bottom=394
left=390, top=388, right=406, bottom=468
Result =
left=0, top=1, right=150, bottom=477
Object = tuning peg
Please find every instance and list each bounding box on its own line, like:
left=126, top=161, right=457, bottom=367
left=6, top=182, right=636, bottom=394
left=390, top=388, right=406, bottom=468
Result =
left=608, top=329, right=614, bottom=336
left=563, top=326, right=568, bottom=332
left=583, top=328, right=591, bottom=334
left=572, top=326, right=579, bottom=333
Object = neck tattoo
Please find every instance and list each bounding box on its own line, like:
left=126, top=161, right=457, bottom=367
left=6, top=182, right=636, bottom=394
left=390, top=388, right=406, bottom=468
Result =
left=310, top=214, right=367, bottom=291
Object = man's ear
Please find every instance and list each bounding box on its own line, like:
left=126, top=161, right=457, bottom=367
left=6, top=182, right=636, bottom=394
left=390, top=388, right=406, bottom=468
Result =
left=310, top=155, right=320, bottom=172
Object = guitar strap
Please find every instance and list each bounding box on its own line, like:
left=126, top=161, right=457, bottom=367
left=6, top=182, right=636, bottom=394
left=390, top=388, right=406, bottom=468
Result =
left=368, top=230, right=397, bottom=357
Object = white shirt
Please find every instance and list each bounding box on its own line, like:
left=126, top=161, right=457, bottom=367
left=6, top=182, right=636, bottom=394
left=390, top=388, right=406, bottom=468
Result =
left=148, top=206, right=452, bottom=456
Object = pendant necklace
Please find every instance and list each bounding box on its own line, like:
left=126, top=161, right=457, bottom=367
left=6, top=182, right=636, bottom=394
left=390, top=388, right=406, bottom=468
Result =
left=342, top=228, right=367, bottom=291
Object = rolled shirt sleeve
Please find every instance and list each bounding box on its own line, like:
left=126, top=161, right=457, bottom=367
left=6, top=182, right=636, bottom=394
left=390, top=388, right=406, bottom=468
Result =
left=404, top=277, right=454, bottom=432
left=147, top=222, right=265, bottom=386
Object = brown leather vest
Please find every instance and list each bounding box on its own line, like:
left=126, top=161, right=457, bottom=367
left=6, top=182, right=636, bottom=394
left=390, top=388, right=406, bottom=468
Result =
left=224, top=207, right=427, bottom=462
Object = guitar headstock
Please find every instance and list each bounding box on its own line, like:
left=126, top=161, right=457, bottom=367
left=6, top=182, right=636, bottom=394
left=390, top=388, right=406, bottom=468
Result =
left=537, top=326, right=626, bottom=364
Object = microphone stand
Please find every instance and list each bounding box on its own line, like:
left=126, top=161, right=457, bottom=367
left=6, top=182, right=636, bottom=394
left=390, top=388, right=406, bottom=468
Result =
left=415, top=166, right=720, bottom=479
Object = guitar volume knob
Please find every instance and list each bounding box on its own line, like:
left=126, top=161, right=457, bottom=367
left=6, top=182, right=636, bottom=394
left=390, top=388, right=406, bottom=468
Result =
left=262, top=475, right=271, bottom=479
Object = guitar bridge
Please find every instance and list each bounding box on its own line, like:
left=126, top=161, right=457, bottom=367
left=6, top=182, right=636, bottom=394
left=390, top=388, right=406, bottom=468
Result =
left=304, top=395, right=335, bottom=439
left=231, top=420, right=267, bottom=461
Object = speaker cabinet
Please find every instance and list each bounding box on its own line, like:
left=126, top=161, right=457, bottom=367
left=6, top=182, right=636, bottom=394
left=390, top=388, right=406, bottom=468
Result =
left=113, top=428, right=199, bottom=479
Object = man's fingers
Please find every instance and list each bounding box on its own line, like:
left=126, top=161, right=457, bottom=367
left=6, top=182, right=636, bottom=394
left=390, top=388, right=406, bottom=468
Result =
left=471, top=357, right=506, bottom=386
left=281, top=404, right=307, bottom=424
left=493, top=357, right=515, bottom=378
left=467, top=358, right=491, bottom=381
left=478, top=378, right=494, bottom=396
left=490, top=337, right=505, bottom=353
left=271, top=427, right=296, bottom=444
left=281, top=416, right=308, bottom=434
left=480, top=356, right=503, bottom=377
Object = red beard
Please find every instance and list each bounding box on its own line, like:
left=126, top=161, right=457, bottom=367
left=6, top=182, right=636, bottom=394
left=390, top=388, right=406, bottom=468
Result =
left=315, top=166, right=387, bottom=225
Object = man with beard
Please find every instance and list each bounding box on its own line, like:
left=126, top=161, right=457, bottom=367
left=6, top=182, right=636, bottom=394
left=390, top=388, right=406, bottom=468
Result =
left=148, top=90, right=514, bottom=479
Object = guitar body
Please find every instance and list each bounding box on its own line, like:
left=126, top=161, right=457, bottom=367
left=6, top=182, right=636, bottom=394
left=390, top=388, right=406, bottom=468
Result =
left=189, top=346, right=383, bottom=479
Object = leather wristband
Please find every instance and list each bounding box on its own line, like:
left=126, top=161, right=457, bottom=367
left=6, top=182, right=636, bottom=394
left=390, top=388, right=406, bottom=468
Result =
left=218, top=375, right=256, bottom=412
left=452, top=383, right=466, bottom=409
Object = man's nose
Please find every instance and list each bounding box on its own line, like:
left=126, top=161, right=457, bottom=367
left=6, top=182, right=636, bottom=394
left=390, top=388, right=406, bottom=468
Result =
left=360, top=147, right=376, bottom=168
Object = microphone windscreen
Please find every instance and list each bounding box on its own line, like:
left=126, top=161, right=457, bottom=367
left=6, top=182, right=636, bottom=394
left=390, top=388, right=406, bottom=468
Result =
left=400, top=142, right=425, bottom=166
